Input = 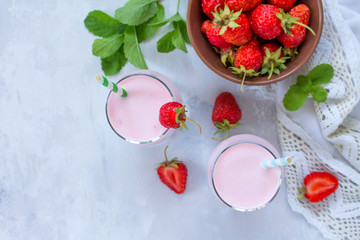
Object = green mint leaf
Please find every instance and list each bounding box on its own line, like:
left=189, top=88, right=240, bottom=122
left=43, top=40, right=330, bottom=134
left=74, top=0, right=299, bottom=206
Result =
left=101, top=47, right=127, bottom=75
left=308, top=63, right=334, bottom=85
left=178, top=19, right=190, bottom=44
left=115, top=0, right=158, bottom=26
left=172, top=21, right=187, bottom=53
left=296, top=75, right=312, bottom=91
left=124, top=26, right=148, bottom=69
left=147, top=13, right=181, bottom=27
left=92, top=34, right=124, bottom=58
left=136, top=3, right=165, bottom=43
left=84, top=10, right=125, bottom=37
left=310, top=85, right=328, bottom=103
left=283, top=85, right=309, bottom=111
left=157, top=31, right=176, bottom=53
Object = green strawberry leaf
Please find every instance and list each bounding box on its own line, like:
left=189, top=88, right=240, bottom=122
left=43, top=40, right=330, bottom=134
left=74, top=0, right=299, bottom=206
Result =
left=296, top=75, right=312, bottom=91
left=124, top=26, right=148, bottom=69
left=157, top=31, right=176, bottom=53
left=84, top=10, right=125, bottom=37
left=136, top=3, right=165, bottom=43
left=283, top=85, right=309, bottom=111
left=310, top=85, right=328, bottom=103
left=308, top=63, right=334, bottom=85
left=115, top=0, right=158, bottom=26
left=101, top=47, right=127, bottom=75
left=92, top=34, right=124, bottom=58
left=172, top=21, right=187, bottom=53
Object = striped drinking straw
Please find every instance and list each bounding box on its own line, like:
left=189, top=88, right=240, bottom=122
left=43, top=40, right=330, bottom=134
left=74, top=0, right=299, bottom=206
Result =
left=261, top=157, right=293, bottom=168
left=96, top=75, right=127, bottom=97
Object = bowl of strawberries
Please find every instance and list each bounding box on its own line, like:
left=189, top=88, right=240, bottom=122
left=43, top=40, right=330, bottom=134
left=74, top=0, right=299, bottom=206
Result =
left=187, top=0, right=323, bottom=87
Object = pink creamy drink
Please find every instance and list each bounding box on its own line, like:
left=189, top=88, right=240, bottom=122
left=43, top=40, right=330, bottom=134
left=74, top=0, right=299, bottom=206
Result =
left=208, top=134, right=282, bottom=211
left=106, top=70, right=180, bottom=144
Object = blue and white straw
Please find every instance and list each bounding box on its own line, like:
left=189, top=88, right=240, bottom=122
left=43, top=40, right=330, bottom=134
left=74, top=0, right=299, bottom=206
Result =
left=96, top=74, right=127, bottom=97
left=261, top=157, right=293, bottom=168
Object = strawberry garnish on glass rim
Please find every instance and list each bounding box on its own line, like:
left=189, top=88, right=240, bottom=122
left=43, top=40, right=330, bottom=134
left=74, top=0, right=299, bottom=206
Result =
left=159, top=102, right=202, bottom=134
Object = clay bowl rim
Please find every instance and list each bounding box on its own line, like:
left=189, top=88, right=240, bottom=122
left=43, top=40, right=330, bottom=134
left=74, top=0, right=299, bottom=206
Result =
left=186, top=0, right=324, bottom=85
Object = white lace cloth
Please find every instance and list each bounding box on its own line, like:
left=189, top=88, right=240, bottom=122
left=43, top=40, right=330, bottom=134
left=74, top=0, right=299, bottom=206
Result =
left=274, top=0, right=360, bottom=239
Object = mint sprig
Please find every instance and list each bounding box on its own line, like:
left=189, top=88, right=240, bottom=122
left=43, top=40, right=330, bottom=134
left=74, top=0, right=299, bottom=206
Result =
left=155, top=1, right=190, bottom=53
left=283, top=64, right=334, bottom=111
left=84, top=0, right=189, bottom=76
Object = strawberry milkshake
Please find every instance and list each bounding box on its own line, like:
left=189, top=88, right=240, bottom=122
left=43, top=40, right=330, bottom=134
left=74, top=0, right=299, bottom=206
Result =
left=106, top=70, right=180, bottom=144
left=208, top=134, right=282, bottom=211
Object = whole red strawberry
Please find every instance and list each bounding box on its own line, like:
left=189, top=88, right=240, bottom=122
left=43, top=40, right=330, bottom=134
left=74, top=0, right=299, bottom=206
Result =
left=202, top=0, right=225, bottom=20
left=157, top=146, right=187, bottom=194
left=212, top=92, right=242, bottom=140
left=159, top=102, right=202, bottom=133
left=201, top=20, right=212, bottom=34
left=299, top=172, right=339, bottom=203
left=248, top=4, right=283, bottom=40
left=278, top=4, right=312, bottom=47
left=212, top=4, right=252, bottom=46
left=260, top=42, right=289, bottom=79
left=268, top=0, right=297, bottom=12
left=226, top=0, right=262, bottom=12
left=205, top=22, right=233, bottom=49
left=229, top=39, right=262, bottom=91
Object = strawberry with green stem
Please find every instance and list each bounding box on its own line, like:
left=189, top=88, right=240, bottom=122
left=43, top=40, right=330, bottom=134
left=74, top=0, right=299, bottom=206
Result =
left=248, top=4, right=315, bottom=40
left=212, top=92, right=242, bottom=140
left=157, top=145, right=188, bottom=194
left=260, top=42, right=289, bottom=79
left=212, top=4, right=252, bottom=46
left=229, top=39, right=262, bottom=92
left=159, top=102, right=202, bottom=134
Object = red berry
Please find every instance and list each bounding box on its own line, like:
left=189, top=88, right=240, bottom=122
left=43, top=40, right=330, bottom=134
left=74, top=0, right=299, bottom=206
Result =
left=202, top=0, right=225, bottom=20
left=248, top=4, right=283, bottom=40
left=201, top=20, right=212, bottom=34
left=220, top=13, right=252, bottom=46
left=206, top=23, right=233, bottom=50
left=159, top=102, right=202, bottom=133
left=157, top=146, right=187, bottom=194
left=226, top=0, right=262, bottom=12
left=212, top=92, right=242, bottom=140
left=268, top=0, right=297, bottom=12
left=277, top=4, right=311, bottom=47
left=234, top=39, right=262, bottom=72
left=260, top=42, right=289, bottom=79
left=299, top=172, right=339, bottom=203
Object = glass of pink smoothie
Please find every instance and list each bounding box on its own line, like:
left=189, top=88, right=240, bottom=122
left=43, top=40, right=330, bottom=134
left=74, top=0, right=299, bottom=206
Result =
left=105, top=70, right=181, bottom=144
left=208, top=134, right=282, bottom=211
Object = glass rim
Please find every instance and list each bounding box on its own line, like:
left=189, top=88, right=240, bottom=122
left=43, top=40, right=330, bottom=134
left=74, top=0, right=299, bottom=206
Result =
left=105, top=72, right=176, bottom=145
left=210, top=140, right=283, bottom=212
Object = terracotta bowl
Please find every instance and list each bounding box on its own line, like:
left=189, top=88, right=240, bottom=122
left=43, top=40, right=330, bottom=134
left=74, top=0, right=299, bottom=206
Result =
left=187, top=0, right=323, bottom=85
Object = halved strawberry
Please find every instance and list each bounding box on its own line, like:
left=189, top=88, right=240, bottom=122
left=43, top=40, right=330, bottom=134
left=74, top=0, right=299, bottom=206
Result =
left=298, top=172, right=339, bottom=203
left=157, top=146, right=188, bottom=194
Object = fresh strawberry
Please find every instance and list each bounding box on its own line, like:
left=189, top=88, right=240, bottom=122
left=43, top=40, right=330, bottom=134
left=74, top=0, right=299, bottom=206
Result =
left=268, top=0, right=297, bottom=12
left=248, top=4, right=283, bottom=40
left=212, top=4, right=252, bottom=46
left=159, top=102, right=202, bottom=133
left=260, top=42, right=289, bottom=79
left=229, top=39, right=262, bottom=91
left=205, top=22, right=233, bottom=49
left=226, top=0, right=262, bottom=12
left=278, top=4, right=312, bottom=47
left=157, top=146, right=187, bottom=194
left=249, top=4, right=314, bottom=40
left=212, top=92, right=242, bottom=140
left=202, top=0, right=225, bottom=20
left=201, top=20, right=212, bottom=34
left=298, top=172, right=339, bottom=203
